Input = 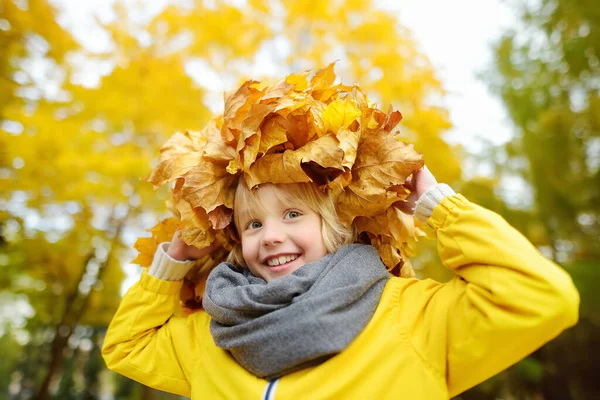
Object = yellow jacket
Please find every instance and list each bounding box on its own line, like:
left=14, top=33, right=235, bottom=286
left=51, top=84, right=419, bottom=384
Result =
left=102, top=194, right=579, bottom=399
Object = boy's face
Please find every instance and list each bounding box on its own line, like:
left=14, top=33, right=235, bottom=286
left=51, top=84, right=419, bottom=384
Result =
left=238, top=185, right=328, bottom=281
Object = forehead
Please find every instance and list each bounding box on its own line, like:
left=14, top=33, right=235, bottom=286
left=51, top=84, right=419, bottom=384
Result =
left=235, top=184, right=299, bottom=223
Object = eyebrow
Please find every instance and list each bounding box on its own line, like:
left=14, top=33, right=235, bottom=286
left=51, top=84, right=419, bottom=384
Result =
left=235, top=206, right=262, bottom=227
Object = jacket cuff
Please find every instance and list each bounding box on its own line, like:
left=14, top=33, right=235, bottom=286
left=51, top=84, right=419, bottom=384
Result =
left=414, top=183, right=456, bottom=223
left=148, top=242, right=194, bottom=281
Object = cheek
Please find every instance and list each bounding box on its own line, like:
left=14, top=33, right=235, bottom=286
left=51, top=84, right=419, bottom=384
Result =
left=240, top=238, right=256, bottom=262
left=305, top=221, right=327, bottom=257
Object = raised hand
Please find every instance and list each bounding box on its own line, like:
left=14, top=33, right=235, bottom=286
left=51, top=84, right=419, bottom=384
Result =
left=396, top=166, right=439, bottom=215
left=166, top=230, right=221, bottom=261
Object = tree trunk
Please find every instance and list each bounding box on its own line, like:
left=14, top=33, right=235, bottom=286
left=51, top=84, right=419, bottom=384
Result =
left=141, top=385, right=157, bottom=400
left=35, top=252, right=93, bottom=400
left=35, top=213, right=126, bottom=400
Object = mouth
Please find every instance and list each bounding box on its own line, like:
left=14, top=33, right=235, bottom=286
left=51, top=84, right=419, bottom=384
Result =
left=263, top=254, right=300, bottom=269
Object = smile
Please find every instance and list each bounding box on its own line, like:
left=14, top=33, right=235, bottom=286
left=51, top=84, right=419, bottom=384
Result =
left=265, top=254, right=299, bottom=267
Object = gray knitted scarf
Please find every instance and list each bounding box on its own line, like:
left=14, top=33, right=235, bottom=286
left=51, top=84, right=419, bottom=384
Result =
left=202, top=244, right=390, bottom=380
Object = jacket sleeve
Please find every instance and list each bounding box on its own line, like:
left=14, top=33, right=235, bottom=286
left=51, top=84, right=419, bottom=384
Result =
left=400, top=194, right=580, bottom=397
left=101, top=270, right=208, bottom=397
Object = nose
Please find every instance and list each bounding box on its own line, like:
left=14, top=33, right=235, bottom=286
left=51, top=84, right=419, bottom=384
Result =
left=260, top=220, right=286, bottom=246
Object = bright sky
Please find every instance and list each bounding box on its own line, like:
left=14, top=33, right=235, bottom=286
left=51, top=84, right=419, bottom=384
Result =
left=385, top=0, right=517, bottom=150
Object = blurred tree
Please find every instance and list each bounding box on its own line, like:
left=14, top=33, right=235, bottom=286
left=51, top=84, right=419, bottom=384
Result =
left=469, top=0, right=600, bottom=398
left=0, top=0, right=77, bottom=117
left=487, top=0, right=599, bottom=261
left=1, top=0, right=460, bottom=398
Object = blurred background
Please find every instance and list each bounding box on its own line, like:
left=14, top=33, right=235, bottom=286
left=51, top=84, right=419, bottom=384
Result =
left=1, top=0, right=598, bottom=399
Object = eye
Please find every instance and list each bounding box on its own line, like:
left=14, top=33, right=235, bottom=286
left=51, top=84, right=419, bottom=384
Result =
left=285, top=210, right=302, bottom=219
left=246, top=220, right=262, bottom=230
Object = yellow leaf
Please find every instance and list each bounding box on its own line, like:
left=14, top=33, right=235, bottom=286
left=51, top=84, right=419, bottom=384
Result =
left=336, top=186, right=402, bottom=226
left=260, top=78, right=294, bottom=102
left=285, top=69, right=310, bottom=91
left=132, top=218, right=179, bottom=267
left=180, top=163, right=238, bottom=212
left=238, top=103, right=277, bottom=169
left=322, top=98, right=362, bottom=134
left=312, top=83, right=354, bottom=103
left=336, top=127, right=360, bottom=170
left=202, top=117, right=236, bottom=164
left=258, top=115, right=289, bottom=156
left=245, top=134, right=344, bottom=188
left=146, top=131, right=205, bottom=187
left=175, top=199, right=211, bottom=230
left=180, top=226, right=215, bottom=249
left=310, top=62, right=336, bottom=91
left=387, top=206, right=417, bottom=244
left=352, top=131, right=423, bottom=190
left=222, top=80, right=263, bottom=144
left=244, top=152, right=311, bottom=189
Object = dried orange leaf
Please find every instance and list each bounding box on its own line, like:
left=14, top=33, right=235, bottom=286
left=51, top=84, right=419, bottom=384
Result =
left=208, top=205, right=233, bottom=230
left=336, top=127, right=360, bottom=170
left=245, top=134, right=344, bottom=188
left=203, top=117, right=235, bottom=164
left=146, top=131, right=205, bottom=187
left=175, top=199, right=210, bottom=230
left=352, top=131, right=423, bottom=190
left=179, top=226, right=215, bottom=249
left=336, top=186, right=402, bottom=226
left=132, top=218, right=179, bottom=267
left=180, top=162, right=238, bottom=212
left=258, top=115, right=288, bottom=156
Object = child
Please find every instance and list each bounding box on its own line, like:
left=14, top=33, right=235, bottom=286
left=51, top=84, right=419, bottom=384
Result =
left=102, top=166, right=579, bottom=399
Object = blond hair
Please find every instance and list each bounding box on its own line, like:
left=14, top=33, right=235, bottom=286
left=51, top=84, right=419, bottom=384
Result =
left=226, top=177, right=356, bottom=267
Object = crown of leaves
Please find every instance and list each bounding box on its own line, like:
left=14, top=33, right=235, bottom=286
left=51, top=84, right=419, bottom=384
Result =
left=133, top=63, right=424, bottom=309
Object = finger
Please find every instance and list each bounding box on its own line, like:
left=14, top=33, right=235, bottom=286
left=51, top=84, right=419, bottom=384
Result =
left=404, top=174, right=417, bottom=191
left=188, top=239, right=222, bottom=259
left=394, top=200, right=416, bottom=215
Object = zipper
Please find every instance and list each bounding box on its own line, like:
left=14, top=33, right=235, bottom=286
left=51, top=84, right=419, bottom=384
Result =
left=262, top=378, right=279, bottom=400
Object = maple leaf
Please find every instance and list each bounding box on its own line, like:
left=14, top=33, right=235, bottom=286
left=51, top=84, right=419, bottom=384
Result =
left=238, top=103, right=277, bottom=170
left=309, top=62, right=336, bottom=92
left=352, top=130, right=423, bottom=190
left=180, top=162, right=238, bottom=212
left=132, top=218, right=179, bottom=267
left=245, top=134, right=344, bottom=188
left=336, top=127, right=360, bottom=171
left=202, top=117, right=236, bottom=164
left=208, top=205, right=233, bottom=230
left=179, top=226, right=215, bottom=250
left=257, top=114, right=288, bottom=156
left=322, top=98, right=362, bottom=134
left=285, top=69, right=311, bottom=91
left=146, top=131, right=205, bottom=187
left=175, top=198, right=211, bottom=230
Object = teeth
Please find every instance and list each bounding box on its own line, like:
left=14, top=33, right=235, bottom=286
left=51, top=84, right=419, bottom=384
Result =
left=266, top=254, right=298, bottom=267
